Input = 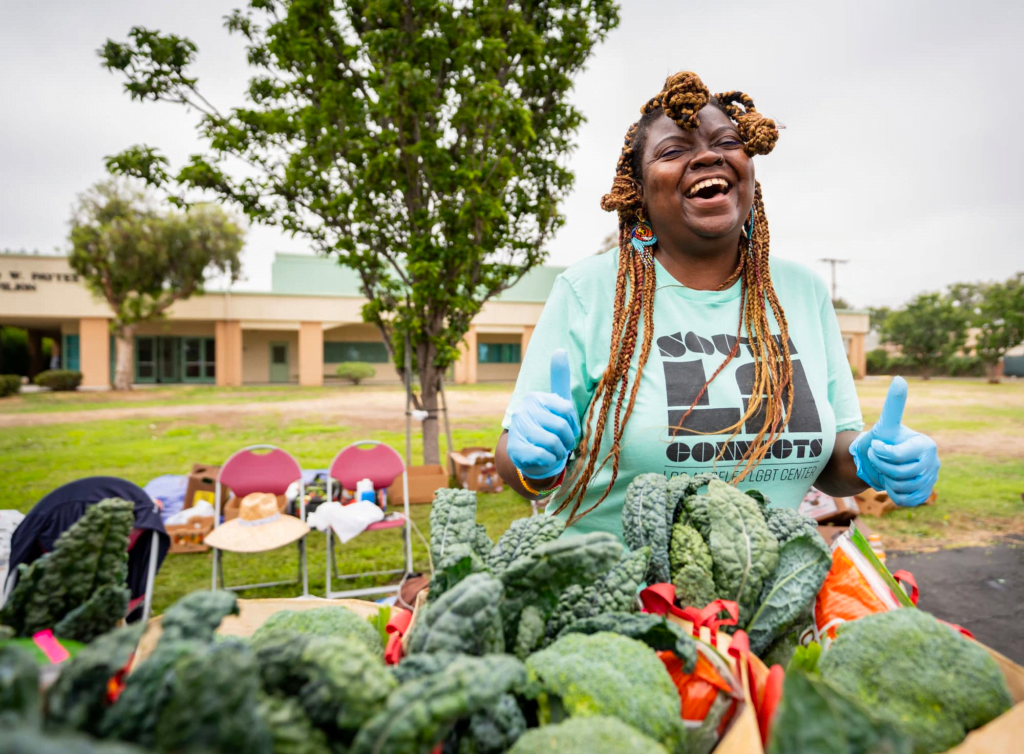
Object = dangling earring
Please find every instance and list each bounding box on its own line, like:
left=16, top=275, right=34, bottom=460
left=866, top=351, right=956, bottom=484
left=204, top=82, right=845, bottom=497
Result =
left=742, top=205, right=755, bottom=254
left=630, top=211, right=656, bottom=267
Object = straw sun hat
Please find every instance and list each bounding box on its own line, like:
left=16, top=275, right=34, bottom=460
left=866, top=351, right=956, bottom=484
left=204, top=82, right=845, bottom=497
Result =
left=204, top=492, right=309, bottom=553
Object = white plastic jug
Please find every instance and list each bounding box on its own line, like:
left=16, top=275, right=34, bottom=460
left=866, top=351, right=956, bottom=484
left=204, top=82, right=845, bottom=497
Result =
left=355, top=478, right=375, bottom=504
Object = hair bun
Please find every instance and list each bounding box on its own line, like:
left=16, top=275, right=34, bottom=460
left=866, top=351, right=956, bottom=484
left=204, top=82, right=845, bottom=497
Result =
left=714, top=91, right=779, bottom=155
left=660, top=71, right=710, bottom=131
left=600, top=175, right=642, bottom=213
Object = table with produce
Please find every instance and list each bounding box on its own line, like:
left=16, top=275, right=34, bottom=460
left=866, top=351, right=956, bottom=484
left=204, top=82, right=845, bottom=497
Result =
left=1, top=478, right=1020, bottom=754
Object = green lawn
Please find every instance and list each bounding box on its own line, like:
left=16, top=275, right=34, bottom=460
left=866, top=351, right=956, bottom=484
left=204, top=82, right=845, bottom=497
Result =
left=0, top=380, right=515, bottom=415
left=1, top=379, right=1021, bottom=613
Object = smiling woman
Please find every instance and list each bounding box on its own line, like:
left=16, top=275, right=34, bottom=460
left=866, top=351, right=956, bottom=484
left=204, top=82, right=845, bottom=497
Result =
left=495, top=71, right=941, bottom=540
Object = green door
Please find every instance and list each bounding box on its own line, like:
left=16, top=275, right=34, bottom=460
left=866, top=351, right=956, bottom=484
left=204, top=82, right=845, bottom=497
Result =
left=269, top=342, right=289, bottom=383
left=182, top=337, right=216, bottom=383
left=135, top=337, right=157, bottom=383
left=158, top=337, right=180, bottom=383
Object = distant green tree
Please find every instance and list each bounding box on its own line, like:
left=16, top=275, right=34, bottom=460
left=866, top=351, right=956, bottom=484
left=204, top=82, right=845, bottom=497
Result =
left=881, top=293, right=968, bottom=380
left=99, top=0, right=619, bottom=464
left=867, top=306, right=892, bottom=332
left=68, top=180, right=244, bottom=390
left=831, top=297, right=853, bottom=311
left=970, top=274, right=1024, bottom=383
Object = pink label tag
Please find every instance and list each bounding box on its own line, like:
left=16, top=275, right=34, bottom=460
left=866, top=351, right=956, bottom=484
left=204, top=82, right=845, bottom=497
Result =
left=33, top=629, right=70, bottom=664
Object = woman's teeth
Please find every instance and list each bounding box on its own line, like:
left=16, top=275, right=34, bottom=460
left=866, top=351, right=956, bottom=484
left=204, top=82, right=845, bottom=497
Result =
left=686, top=178, right=730, bottom=198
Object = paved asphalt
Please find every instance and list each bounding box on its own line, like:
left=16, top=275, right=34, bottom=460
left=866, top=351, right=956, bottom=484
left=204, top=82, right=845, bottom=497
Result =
left=888, top=539, right=1024, bottom=664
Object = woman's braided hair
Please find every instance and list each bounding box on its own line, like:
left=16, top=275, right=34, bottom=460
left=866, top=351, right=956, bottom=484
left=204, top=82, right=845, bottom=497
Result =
left=552, top=71, right=791, bottom=526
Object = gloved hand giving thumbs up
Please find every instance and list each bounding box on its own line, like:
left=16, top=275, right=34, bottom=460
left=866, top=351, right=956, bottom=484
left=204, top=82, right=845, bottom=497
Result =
left=507, top=349, right=581, bottom=481
left=849, top=376, right=940, bottom=507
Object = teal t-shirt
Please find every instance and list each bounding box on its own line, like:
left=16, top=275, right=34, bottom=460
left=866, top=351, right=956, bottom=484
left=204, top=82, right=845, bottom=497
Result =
left=502, top=252, right=863, bottom=540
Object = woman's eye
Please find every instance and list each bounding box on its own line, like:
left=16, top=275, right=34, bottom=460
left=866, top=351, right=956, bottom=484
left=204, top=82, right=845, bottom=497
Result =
left=661, top=147, right=686, bottom=158
left=719, top=138, right=742, bottom=148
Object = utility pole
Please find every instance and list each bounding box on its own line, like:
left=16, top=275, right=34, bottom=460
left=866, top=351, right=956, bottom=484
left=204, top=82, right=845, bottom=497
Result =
left=819, top=258, right=848, bottom=304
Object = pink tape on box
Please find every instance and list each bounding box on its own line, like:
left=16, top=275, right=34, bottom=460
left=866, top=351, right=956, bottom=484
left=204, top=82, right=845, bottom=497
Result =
left=33, top=629, right=70, bottom=664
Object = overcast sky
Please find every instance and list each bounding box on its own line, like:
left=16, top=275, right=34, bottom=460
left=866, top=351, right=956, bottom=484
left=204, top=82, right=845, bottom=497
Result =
left=2, top=0, right=1022, bottom=307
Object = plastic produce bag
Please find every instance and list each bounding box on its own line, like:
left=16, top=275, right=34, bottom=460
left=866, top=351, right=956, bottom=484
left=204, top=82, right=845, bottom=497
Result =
left=813, top=525, right=913, bottom=645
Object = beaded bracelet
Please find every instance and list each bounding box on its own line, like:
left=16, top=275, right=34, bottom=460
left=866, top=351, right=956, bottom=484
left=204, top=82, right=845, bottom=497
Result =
left=516, top=467, right=566, bottom=497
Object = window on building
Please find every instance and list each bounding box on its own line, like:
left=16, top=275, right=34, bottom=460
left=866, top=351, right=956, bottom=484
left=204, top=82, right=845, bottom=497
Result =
left=324, top=341, right=389, bottom=363
left=478, top=342, right=521, bottom=364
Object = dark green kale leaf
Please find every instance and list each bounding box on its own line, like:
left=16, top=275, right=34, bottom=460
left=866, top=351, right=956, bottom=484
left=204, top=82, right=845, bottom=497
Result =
left=0, top=499, right=134, bottom=638
left=407, top=573, right=505, bottom=656
left=621, top=473, right=671, bottom=584
left=46, top=624, right=143, bottom=737
left=0, top=644, right=40, bottom=730
left=486, top=515, right=563, bottom=576
left=430, top=489, right=479, bottom=567
left=350, top=655, right=526, bottom=754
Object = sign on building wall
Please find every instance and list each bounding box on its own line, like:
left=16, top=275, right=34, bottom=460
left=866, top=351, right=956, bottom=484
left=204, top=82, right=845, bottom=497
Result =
left=0, top=268, right=80, bottom=292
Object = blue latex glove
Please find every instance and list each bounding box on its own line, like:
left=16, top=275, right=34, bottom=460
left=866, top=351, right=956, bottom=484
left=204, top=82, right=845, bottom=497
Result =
left=507, top=349, right=581, bottom=480
left=849, top=376, right=940, bottom=507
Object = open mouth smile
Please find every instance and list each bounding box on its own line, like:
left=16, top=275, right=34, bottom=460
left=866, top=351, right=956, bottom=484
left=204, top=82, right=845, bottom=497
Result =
left=685, top=177, right=732, bottom=201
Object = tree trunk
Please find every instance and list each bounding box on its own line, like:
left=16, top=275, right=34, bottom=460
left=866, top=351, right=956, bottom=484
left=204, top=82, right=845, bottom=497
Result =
left=985, top=361, right=1001, bottom=384
left=418, top=360, right=443, bottom=466
left=113, top=326, right=135, bottom=391
left=920, top=365, right=930, bottom=380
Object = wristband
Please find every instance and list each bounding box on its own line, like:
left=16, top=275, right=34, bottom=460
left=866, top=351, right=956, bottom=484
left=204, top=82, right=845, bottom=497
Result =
left=516, top=467, right=566, bottom=497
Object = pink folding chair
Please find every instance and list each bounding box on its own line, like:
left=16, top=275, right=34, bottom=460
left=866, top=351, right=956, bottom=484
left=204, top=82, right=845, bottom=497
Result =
left=211, top=444, right=308, bottom=596
left=324, top=440, right=413, bottom=599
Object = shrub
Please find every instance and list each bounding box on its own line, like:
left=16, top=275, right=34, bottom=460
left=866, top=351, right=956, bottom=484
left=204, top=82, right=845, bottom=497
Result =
left=33, top=370, right=83, bottom=391
left=850, top=365, right=861, bottom=380
left=865, top=348, right=889, bottom=375
left=335, top=362, right=376, bottom=385
left=945, top=355, right=985, bottom=377
left=0, top=374, right=20, bottom=397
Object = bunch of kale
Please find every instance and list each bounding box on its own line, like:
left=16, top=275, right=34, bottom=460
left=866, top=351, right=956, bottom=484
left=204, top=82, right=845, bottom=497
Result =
left=623, top=473, right=830, bottom=656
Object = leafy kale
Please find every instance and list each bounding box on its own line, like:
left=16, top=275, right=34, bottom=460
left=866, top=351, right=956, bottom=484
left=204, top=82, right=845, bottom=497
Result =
left=458, top=693, right=528, bottom=754
left=428, top=542, right=488, bottom=599
left=509, top=716, right=669, bottom=754
left=430, top=488, right=480, bottom=567
left=350, top=655, right=526, bottom=754
left=666, top=472, right=716, bottom=529
left=408, top=573, right=505, bottom=656
left=159, top=589, right=238, bottom=644
left=764, top=507, right=819, bottom=546
left=0, top=644, right=40, bottom=730
left=818, top=608, right=1013, bottom=753
left=487, top=515, right=563, bottom=575
left=46, top=625, right=144, bottom=736
left=0, top=498, right=134, bottom=640
left=621, top=473, right=671, bottom=585
left=525, top=632, right=688, bottom=753
left=255, top=693, right=330, bottom=754
left=745, top=530, right=831, bottom=655
left=53, top=584, right=131, bottom=644
left=544, top=546, right=650, bottom=641
left=706, top=480, right=780, bottom=627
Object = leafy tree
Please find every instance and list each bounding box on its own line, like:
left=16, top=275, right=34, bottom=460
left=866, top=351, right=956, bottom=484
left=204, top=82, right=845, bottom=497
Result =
left=881, top=292, right=968, bottom=380
left=867, top=306, right=892, bottom=332
left=970, top=274, right=1024, bottom=383
left=99, top=0, right=618, bottom=464
left=831, top=296, right=853, bottom=311
left=69, top=180, right=244, bottom=390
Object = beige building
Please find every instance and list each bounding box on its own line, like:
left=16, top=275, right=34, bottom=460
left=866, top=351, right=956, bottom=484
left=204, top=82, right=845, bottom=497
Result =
left=0, top=251, right=869, bottom=387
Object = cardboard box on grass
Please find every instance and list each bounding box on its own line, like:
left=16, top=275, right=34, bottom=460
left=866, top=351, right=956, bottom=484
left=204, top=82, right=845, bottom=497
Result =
left=856, top=489, right=938, bottom=517
left=388, top=465, right=449, bottom=505
left=798, top=488, right=860, bottom=524
left=184, top=464, right=226, bottom=509
left=133, top=597, right=383, bottom=668
left=166, top=516, right=214, bottom=554
left=449, top=446, right=503, bottom=493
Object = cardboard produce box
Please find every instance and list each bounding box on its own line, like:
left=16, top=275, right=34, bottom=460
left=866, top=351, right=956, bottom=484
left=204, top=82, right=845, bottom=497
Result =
left=134, top=597, right=383, bottom=668
left=798, top=487, right=859, bottom=524
left=184, top=463, right=225, bottom=509
left=449, top=447, right=503, bottom=493
left=388, top=465, right=449, bottom=505
left=166, top=516, right=214, bottom=554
